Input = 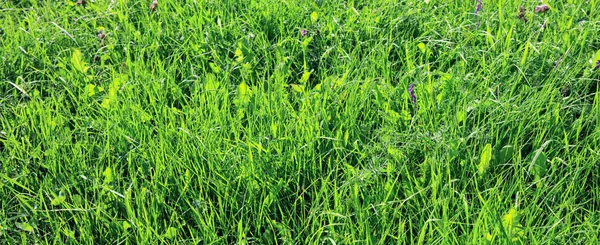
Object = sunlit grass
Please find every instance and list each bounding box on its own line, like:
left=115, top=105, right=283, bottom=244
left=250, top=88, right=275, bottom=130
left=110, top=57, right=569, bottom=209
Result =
left=1, top=0, right=599, bottom=244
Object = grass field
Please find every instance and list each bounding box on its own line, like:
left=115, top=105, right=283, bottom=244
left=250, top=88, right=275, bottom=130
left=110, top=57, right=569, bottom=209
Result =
left=1, top=0, right=599, bottom=244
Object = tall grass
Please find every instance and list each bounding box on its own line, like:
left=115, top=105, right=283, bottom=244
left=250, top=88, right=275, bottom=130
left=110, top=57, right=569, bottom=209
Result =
left=1, top=0, right=599, bottom=244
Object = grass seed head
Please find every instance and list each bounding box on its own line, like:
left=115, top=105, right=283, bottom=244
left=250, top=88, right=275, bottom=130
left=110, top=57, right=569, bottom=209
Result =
left=554, top=56, right=562, bottom=68
left=150, top=0, right=158, bottom=11
left=518, top=6, right=528, bottom=22
left=76, top=0, right=87, bottom=8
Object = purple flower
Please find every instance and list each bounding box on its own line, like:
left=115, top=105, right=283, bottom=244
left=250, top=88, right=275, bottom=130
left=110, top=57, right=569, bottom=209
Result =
left=534, top=4, right=549, bottom=13
left=595, top=60, right=600, bottom=70
left=408, top=84, right=416, bottom=107
left=474, top=0, right=482, bottom=16
left=301, top=29, right=308, bottom=37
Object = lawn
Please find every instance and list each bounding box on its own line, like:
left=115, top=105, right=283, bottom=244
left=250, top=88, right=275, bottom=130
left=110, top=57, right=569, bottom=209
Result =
left=1, top=0, right=599, bottom=244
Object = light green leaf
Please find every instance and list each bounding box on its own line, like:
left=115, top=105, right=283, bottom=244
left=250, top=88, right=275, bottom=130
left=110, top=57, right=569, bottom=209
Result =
left=302, top=36, right=313, bottom=48
left=594, top=49, right=600, bottom=62
left=108, top=74, right=127, bottom=98
left=85, top=84, right=96, bottom=97
left=164, top=227, right=177, bottom=239
left=16, top=222, right=34, bottom=232
left=204, top=73, right=219, bottom=91
left=209, top=62, right=221, bottom=73
left=103, top=167, right=113, bottom=184
left=313, top=82, right=322, bottom=91
left=478, top=143, right=492, bottom=175
left=71, top=49, right=88, bottom=74
left=123, top=221, right=131, bottom=231
left=235, top=47, right=244, bottom=62
left=502, top=208, right=519, bottom=228
left=300, top=71, right=311, bottom=84
left=234, top=82, right=253, bottom=106
left=239, top=82, right=252, bottom=99
left=290, top=84, right=304, bottom=93
left=100, top=98, right=111, bottom=109
left=440, top=73, right=452, bottom=81
left=417, top=43, right=426, bottom=53
left=51, top=196, right=66, bottom=206
left=310, top=12, right=319, bottom=23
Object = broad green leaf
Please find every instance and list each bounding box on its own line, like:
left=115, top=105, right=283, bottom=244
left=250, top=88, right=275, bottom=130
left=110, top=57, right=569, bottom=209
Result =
left=108, top=74, right=127, bottom=98
left=71, top=49, right=88, bottom=74
left=209, top=62, right=221, bottom=73
left=498, top=145, right=514, bottom=164
left=204, top=73, right=219, bottom=91
left=16, top=222, right=34, bottom=232
left=239, top=82, right=252, bottom=99
left=310, top=12, right=319, bottom=23
left=235, top=47, right=244, bottom=62
left=532, top=152, right=548, bottom=177
left=594, top=49, right=600, bottom=62
left=234, top=82, right=253, bottom=107
left=417, top=42, right=426, bottom=53
left=51, top=196, right=66, bottom=206
left=456, top=110, right=465, bottom=123
left=502, top=208, right=519, bottom=228
left=478, top=143, right=492, bottom=175
left=100, top=98, right=111, bottom=109
left=123, top=221, right=131, bottom=231
left=103, top=167, right=113, bottom=184
left=290, top=84, right=304, bottom=93
left=84, top=84, right=96, bottom=97
left=440, top=73, right=452, bottom=81
left=300, top=71, right=311, bottom=84
left=502, top=208, right=525, bottom=241
left=164, top=227, right=177, bottom=239
left=302, top=36, right=313, bottom=48
left=313, top=82, right=322, bottom=91
left=528, top=140, right=550, bottom=176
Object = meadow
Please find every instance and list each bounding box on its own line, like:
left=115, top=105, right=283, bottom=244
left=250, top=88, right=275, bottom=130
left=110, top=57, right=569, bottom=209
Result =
left=1, top=0, right=599, bottom=244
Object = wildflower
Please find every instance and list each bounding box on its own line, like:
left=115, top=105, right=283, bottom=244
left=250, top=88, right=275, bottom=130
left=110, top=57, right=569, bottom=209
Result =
left=76, top=0, right=86, bottom=8
left=474, top=0, right=482, bottom=16
left=149, top=0, right=158, bottom=11
left=595, top=60, right=600, bottom=70
left=534, top=4, right=549, bottom=13
left=518, top=6, right=528, bottom=22
left=554, top=56, right=562, bottom=68
left=561, top=85, right=570, bottom=97
left=301, top=29, right=308, bottom=37
left=408, top=84, right=416, bottom=107
left=97, top=30, right=106, bottom=48
left=474, top=0, right=482, bottom=29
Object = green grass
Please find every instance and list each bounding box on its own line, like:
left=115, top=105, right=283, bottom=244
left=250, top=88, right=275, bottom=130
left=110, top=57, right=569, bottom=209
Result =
left=1, top=0, right=599, bottom=244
